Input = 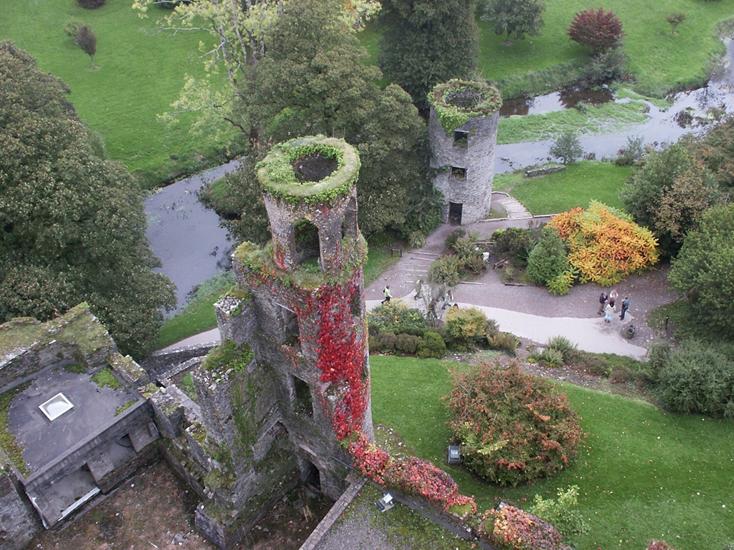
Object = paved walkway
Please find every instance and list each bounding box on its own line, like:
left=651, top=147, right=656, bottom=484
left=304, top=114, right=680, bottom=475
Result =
left=491, top=192, right=531, bottom=219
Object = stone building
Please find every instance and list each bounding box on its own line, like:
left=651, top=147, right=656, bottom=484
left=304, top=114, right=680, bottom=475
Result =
left=0, top=304, right=157, bottom=547
left=428, top=79, right=502, bottom=225
left=147, top=135, right=373, bottom=548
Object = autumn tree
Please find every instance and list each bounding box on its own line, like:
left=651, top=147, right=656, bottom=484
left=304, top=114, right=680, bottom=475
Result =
left=379, top=0, right=478, bottom=109
left=0, top=42, right=174, bottom=356
left=568, top=8, right=623, bottom=52
left=480, top=0, right=545, bottom=42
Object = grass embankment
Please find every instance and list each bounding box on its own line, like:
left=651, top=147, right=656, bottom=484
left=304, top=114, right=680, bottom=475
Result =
left=155, top=272, right=235, bottom=350
left=497, top=95, right=653, bottom=144
left=363, top=2, right=733, bottom=98
left=0, top=1, right=234, bottom=187
left=494, top=161, right=633, bottom=214
left=370, top=355, right=734, bottom=549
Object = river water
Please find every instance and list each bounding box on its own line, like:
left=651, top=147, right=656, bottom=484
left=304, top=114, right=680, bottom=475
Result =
left=145, top=40, right=734, bottom=311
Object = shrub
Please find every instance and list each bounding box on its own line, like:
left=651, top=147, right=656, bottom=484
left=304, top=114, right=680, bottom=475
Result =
left=615, top=135, right=644, bottom=166
left=445, top=228, right=466, bottom=251
left=647, top=541, right=676, bottom=550
left=418, top=331, right=447, bottom=358
left=429, top=255, right=462, bottom=286
left=445, top=307, right=492, bottom=349
left=78, top=0, right=105, bottom=8
left=527, top=228, right=569, bottom=286
left=647, top=341, right=672, bottom=382
left=450, top=233, right=478, bottom=258
left=448, top=363, right=583, bottom=485
left=656, top=340, right=734, bottom=418
left=481, top=504, right=564, bottom=550
left=492, top=227, right=539, bottom=267
left=368, top=333, right=382, bottom=353
left=462, top=254, right=485, bottom=275
left=666, top=13, right=686, bottom=34
left=583, top=46, right=627, bottom=85
left=539, top=347, right=564, bottom=368
left=408, top=230, right=426, bottom=249
left=368, top=302, right=428, bottom=337
left=488, top=331, right=520, bottom=355
left=480, top=0, right=545, bottom=41
left=549, top=201, right=659, bottom=286
left=549, top=131, right=583, bottom=165
left=74, top=25, right=97, bottom=64
left=529, top=485, right=588, bottom=538
left=547, top=336, right=579, bottom=363
left=668, top=205, right=734, bottom=335
left=568, top=8, right=623, bottom=52
left=546, top=271, right=574, bottom=296
left=395, top=333, right=421, bottom=355
left=377, top=332, right=397, bottom=353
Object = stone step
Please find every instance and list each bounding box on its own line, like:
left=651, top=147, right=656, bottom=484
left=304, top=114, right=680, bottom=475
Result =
left=129, top=422, right=160, bottom=453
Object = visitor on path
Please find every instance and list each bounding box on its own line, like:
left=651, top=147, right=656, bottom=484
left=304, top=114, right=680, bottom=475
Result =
left=382, top=284, right=392, bottom=304
left=598, top=292, right=608, bottom=315
left=604, top=302, right=614, bottom=323
left=608, top=289, right=619, bottom=310
left=620, top=296, right=631, bottom=320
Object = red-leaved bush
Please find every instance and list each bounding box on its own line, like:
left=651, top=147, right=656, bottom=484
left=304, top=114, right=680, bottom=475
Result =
left=647, top=541, right=675, bottom=550
left=447, top=362, right=583, bottom=486
left=568, top=8, right=623, bottom=51
left=481, top=504, right=564, bottom=550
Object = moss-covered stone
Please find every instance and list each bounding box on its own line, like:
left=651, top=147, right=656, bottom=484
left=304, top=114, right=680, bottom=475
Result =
left=202, top=341, right=253, bottom=376
left=91, top=367, right=122, bottom=390
left=256, top=136, right=360, bottom=205
left=0, top=384, right=30, bottom=476
left=428, top=79, right=502, bottom=134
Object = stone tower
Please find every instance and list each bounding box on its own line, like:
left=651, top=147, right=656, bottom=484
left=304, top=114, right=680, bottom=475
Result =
left=428, top=79, right=502, bottom=225
left=188, top=135, right=373, bottom=547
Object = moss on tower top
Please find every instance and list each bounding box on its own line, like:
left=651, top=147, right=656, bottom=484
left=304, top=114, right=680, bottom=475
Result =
left=427, top=79, right=503, bottom=134
left=256, top=135, right=360, bottom=205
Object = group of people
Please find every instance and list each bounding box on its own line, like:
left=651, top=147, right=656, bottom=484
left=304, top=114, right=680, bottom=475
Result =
left=598, top=290, right=630, bottom=323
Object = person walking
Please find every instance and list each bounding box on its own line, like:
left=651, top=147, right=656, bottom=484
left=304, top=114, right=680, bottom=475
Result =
left=382, top=284, right=392, bottom=304
left=604, top=302, right=614, bottom=323
left=620, top=296, right=630, bottom=320
left=597, top=292, right=607, bottom=315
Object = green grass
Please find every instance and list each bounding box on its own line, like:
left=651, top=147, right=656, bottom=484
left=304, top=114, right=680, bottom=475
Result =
left=0, top=1, right=235, bottom=187
left=364, top=2, right=734, bottom=98
left=179, top=372, right=197, bottom=401
left=364, top=237, right=402, bottom=287
left=497, top=96, right=650, bottom=144
left=494, top=161, right=633, bottom=214
left=155, top=272, right=235, bottom=350
left=0, top=384, right=30, bottom=475
left=63, top=363, right=87, bottom=374
left=91, top=367, right=122, bottom=390
left=370, top=355, right=734, bottom=549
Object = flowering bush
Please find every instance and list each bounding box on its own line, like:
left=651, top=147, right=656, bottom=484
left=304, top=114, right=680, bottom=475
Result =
left=549, top=201, right=658, bottom=286
left=481, top=504, right=564, bottom=550
left=448, top=362, right=583, bottom=485
left=647, top=541, right=675, bottom=550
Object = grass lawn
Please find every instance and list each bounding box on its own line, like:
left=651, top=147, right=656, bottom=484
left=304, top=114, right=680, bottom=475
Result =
left=494, top=161, right=633, bottom=214
left=364, top=2, right=734, bottom=97
left=155, top=272, right=235, bottom=350
left=370, top=355, right=734, bottom=549
left=0, top=1, right=234, bottom=187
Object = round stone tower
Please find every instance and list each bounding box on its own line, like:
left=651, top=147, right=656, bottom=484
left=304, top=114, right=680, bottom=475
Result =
left=428, top=79, right=502, bottom=225
left=231, top=135, right=373, bottom=500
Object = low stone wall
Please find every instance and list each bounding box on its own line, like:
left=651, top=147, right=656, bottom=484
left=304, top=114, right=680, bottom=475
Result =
left=141, top=343, right=214, bottom=379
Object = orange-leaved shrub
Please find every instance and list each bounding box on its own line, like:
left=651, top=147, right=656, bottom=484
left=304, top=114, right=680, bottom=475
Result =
left=480, top=504, right=565, bottom=550
left=447, top=362, right=583, bottom=486
left=549, top=201, right=658, bottom=286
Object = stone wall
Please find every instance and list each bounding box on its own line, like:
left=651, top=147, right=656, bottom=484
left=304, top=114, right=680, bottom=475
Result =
left=0, top=470, right=41, bottom=549
left=429, top=108, right=500, bottom=225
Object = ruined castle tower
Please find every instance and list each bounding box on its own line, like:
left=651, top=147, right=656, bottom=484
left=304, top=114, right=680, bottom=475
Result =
left=174, top=135, right=373, bottom=547
left=428, top=79, right=502, bottom=225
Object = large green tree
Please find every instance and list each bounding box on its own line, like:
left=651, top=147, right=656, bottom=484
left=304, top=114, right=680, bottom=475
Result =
left=219, top=0, right=439, bottom=240
left=379, top=0, right=478, bottom=109
left=480, top=0, right=545, bottom=41
left=669, top=205, right=734, bottom=335
left=0, top=42, right=174, bottom=356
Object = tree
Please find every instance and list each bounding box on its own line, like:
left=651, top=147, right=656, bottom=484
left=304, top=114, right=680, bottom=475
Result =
left=620, top=144, right=719, bottom=256
left=669, top=205, right=734, bottom=335
left=549, top=131, right=583, bottom=165
left=480, top=0, right=545, bottom=42
left=694, top=117, right=734, bottom=189
left=380, top=0, right=478, bottom=109
left=526, top=228, right=569, bottom=286
left=568, top=8, right=623, bottom=52
left=666, top=13, right=686, bottom=35
left=0, top=42, right=174, bottom=356
left=246, top=0, right=435, bottom=238
left=75, top=25, right=96, bottom=65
